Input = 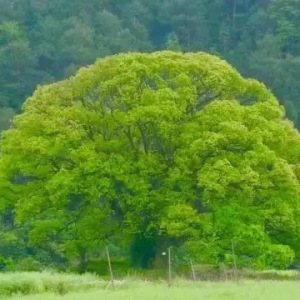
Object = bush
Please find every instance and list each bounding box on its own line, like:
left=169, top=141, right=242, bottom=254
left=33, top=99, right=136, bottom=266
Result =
left=85, top=259, right=130, bottom=277
left=0, top=255, right=13, bottom=272
left=13, top=257, right=41, bottom=272
left=264, top=245, right=295, bottom=269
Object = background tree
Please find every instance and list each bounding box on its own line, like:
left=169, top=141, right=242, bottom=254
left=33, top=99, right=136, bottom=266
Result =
left=1, top=0, right=300, bottom=128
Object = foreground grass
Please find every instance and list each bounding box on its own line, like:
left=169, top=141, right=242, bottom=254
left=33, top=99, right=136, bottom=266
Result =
left=0, top=272, right=105, bottom=297
left=3, top=279, right=300, bottom=300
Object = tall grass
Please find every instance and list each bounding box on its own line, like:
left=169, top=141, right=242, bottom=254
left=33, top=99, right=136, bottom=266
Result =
left=0, top=272, right=106, bottom=297
left=4, top=279, right=300, bottom=300
left=2, top=271, right=300, bottom=299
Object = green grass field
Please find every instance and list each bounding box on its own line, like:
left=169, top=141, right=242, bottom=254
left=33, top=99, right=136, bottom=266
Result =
left=4, top=280, right=300, bottom=300
left=1, top=272, right=300, bottom=300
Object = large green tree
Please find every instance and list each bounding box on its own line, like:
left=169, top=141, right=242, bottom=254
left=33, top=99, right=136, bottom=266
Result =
left=1, top=51, right=300, bottom=270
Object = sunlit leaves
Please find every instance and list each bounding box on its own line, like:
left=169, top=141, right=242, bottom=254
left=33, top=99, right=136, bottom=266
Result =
left=1, top=51, right=300, bottom=268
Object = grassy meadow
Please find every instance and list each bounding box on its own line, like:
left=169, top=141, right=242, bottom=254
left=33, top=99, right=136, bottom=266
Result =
left=1, top=272, right=300, bottom=300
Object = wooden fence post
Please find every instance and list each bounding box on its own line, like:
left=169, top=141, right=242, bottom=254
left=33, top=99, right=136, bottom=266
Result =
left=231, top=240, right=238, bottom=283
left=168, top=247, right=172, bottom=287
left=106, top=246, right=115, bottom=290
left=190, top=259, right=196, bottom=281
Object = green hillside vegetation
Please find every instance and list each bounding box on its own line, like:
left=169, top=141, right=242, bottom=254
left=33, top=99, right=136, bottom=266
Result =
left=2, top=1, right=300, bottom=129
left=1, top=51, right=300, bottom=273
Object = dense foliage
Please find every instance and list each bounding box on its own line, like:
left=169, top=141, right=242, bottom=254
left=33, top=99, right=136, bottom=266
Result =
left=2, top=0, right=300, bottom=131
left=1, top=51, right=300, bottom=271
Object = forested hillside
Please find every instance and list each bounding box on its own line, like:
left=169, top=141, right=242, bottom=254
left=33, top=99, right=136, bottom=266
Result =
left=1, top=0, right=300, bottom=131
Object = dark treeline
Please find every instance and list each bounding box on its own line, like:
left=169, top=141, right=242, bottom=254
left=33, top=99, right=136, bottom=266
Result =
left=1, top=0, right=300, bottom=130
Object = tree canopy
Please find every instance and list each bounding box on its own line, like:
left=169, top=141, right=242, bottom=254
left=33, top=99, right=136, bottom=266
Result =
left=1, top=51, right=300, bottom=270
